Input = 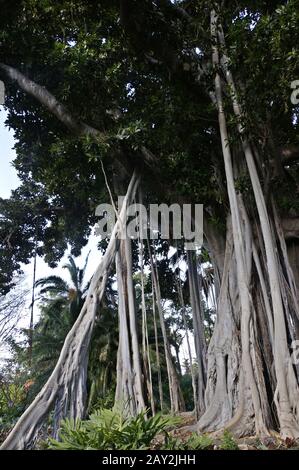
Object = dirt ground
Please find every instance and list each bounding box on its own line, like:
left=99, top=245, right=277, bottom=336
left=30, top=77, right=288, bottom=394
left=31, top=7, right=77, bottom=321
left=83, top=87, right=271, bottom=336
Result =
left=152, top=412, right=299, bottom=450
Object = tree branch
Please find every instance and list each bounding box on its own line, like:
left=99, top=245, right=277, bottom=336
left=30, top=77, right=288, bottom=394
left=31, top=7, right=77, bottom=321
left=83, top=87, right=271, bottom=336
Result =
left=0, top=63, right=105, bottom=139
left=0, top=63, right=160, bottom=171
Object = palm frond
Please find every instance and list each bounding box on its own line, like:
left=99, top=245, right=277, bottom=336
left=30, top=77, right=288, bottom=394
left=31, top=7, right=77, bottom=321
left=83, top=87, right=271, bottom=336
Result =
left=35, top=276, right=69, bottom=293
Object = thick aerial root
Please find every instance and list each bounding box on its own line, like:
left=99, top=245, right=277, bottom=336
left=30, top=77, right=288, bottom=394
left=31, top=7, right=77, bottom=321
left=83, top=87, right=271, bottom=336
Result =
left=0, top=173, right=139, bottom=450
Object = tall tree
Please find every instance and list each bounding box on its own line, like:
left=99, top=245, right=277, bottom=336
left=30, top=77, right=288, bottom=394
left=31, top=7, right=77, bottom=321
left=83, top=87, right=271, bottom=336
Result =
left=1, top=0, right=299, bottom=447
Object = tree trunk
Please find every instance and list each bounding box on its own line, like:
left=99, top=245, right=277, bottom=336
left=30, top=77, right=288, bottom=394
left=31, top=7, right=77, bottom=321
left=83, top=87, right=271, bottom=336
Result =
left=152, top=285, right=164, bottom=412
left=139, top=238, right=155, bottom=415
left=186, top=250, right=207, bottom=417
left=176, top=272, right=197, bottom=413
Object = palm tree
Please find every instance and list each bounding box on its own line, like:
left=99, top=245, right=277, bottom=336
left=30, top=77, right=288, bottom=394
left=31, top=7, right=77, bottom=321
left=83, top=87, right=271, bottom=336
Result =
left=25, top=254, right=90, bottom=396
left=35, top=252, right=90, bottom=325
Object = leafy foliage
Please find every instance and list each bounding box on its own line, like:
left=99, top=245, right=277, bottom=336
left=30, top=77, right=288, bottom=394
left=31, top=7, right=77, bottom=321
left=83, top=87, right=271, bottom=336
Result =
left=163, top=432, right=214, bottom=450
left=219, top=430, right=239, bottom=450
left=0, top=363, right=28, bottom=440
left=48, top=408, right=181, bottom=450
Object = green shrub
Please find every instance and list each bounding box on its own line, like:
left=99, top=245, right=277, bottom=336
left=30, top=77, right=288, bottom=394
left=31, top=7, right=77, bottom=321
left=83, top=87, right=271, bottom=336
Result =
left=88, top=390, right=115, bottom=413
left=185, top=433, right=214, bottom=450
left=162, top=433, right=213, bottom=450
left=162, top=434, right=186, bottom=450
left=219, top=430, right=239, bottom=450
left=48, top=408, right=181, bottom=450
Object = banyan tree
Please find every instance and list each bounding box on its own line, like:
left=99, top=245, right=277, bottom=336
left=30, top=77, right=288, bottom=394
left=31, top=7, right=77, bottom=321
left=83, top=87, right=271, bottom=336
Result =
left=1, top=0, right=299, bottom=449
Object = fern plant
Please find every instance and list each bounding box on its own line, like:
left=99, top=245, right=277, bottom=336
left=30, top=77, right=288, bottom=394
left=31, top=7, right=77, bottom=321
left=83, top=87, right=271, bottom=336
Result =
left=219, top=430, right=239, bottom=450
left=48, top=408, right=181, bottom=450
left=162, top=433, right=214, bottom=450
left=185, top=433, right=214, bottom=450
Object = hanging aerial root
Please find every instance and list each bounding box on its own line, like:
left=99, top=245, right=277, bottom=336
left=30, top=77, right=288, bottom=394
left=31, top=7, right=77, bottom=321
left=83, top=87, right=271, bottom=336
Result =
left=216, top=12, right=299, bottom=438
left=200, top=9, right=273, bottom=437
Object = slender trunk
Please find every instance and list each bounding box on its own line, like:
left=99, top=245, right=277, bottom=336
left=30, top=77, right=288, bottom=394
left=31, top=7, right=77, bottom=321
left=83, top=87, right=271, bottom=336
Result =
left=186, top=250, right=207, bottom=417
left=115, top=245, right=137, bottom=416
left=28, top=247, right=37, bottom=365
left=139, top=239, right=155, bottom=415
left=148, top=240, right=185, bottom=414
left=175, top=345, right=182, bottom=376
left=152, top=286, right=164, bottom=412
left=114, top=176, right=146, bottom=415
left=124, top=236, right=146, bottom=412
left=176, top=271, right=197, bottom=413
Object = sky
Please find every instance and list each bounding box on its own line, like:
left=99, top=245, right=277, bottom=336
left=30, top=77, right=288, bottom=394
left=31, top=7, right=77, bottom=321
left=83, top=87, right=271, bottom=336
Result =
left=0, top=111, right=19, bottom=197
